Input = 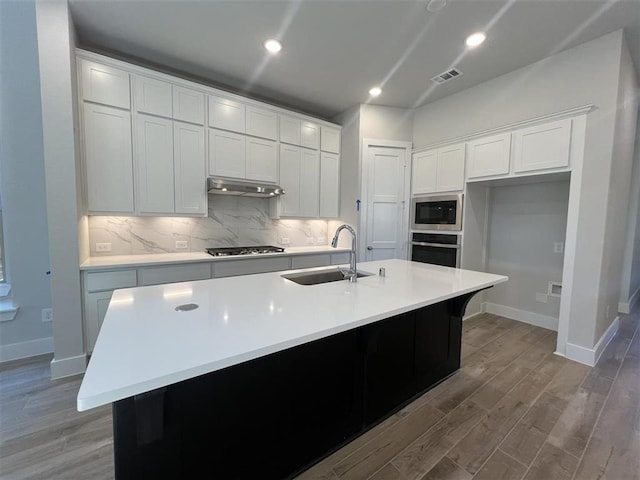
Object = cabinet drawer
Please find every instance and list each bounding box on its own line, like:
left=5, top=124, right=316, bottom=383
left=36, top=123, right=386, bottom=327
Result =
left=214, top=257, right=291, bottom=278
left=85, top=270, right=137, bottom=292
left=139, top=263, right=211, bottom=286
left=291, top=254, right=330, bottom=269
left=331, top=253, right=351, bottom=265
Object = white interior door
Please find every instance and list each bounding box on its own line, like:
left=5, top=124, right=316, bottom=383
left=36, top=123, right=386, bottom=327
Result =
left=364, top=144, right=409, bottom=261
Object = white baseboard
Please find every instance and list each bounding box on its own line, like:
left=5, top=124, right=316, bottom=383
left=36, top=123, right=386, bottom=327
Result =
left=50, top=353, right=87, bottom=380
left=565, top=316, right=619, bottom=367
left=483, top=302, right=558, bottom=331
left=618, top=286, right=639, bottom=314
left=463, top=310, right=484, bottom=321
left=0, top=337, right=54, bottom=363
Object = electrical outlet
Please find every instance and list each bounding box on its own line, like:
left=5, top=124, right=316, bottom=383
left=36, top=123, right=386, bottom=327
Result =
left=42, top=308, right=53, bottom=323
left=175, top=240, right=188, bottom=249
left=95, top=242, right=112, bottom=252
left=535, top=293, right=548, bottom=304
left=553, top=242, right=564, bottom=254
left=306, top=237, right=315, bottom=245
left=280, top=237, right=290, bottom=245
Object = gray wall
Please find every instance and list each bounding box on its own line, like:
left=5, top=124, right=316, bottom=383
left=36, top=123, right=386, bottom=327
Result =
left=360, top=105, right=413, bottom=142
left=413, top=30, right=628, bottom=350
left=0, top=0, right=53, bottom=352
left=35, top=0, right=86, bottom=378
left=486, top=181, right=570, bottom=322
left=599, top=36, right=638, bottom=339
left=620, top=109, right=640, bottom=311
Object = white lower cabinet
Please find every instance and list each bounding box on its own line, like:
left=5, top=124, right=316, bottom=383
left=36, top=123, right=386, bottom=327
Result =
left=214, top=257, right=292, bottom=278
left=85, top=291, right=114, bottom=353
left=139, top=263, right=211, bottom=286
left=291, top=254, right=330, bottom=269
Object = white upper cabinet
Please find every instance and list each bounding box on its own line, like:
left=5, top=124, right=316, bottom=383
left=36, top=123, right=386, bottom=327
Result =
left=81, top=59, right=130, bottom=109
left=300, top=122, right=320, bottom=150
left=83, top=103, right=134, bottom=213
left=246, top=137, right=278, bottom=183
left=172, top=86, right=205, bottom=125
left=134, top=75, right=172, bottom=118
left=246, top=106, right=277, bottom=140
left=466, top=132, right=512, bottom=179
left=208, top=129, right=246, bottom=179
left=279, top=144, right=301, bottom=216
left=411, top=144, right=464, bottom=195
left=321, top=127, right=340, bottom=154
left=513, top=118, right=572, bottom=173
left=412, top=150, right=438, bottom=195
left=436, top=144, right=465, bottom=192
left=300, top=149, right=320, bottom=217
left=319, top=152, right=340, bottom=218
left=135, top=115, right=175, bottom=214
left=174, top=122, right=206, bottom=215
left=279, top=115, right=301, bottom=145
left=208, top=95, right=245, bottom=133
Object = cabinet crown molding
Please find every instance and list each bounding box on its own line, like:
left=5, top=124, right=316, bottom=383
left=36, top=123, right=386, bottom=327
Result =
left=413, top=104, right=594, bottom=154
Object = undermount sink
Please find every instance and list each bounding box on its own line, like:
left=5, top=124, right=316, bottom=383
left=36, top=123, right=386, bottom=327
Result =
left=282, top=268, right=373, bottom=286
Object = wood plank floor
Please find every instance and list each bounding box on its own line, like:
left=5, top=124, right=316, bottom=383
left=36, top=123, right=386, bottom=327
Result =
left=1, top=311, right=638, bottom=480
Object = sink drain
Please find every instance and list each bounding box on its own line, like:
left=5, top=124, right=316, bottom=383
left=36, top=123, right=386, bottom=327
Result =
left=175, top=303, right=199, bottom=312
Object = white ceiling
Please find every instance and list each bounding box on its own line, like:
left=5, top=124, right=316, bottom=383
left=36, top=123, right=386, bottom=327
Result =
left=69, top=0, right=640, bottom=119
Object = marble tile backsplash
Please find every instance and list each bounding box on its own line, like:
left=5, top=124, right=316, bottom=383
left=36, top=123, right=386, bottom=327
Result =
left=88, top=196, right=329, bottom=256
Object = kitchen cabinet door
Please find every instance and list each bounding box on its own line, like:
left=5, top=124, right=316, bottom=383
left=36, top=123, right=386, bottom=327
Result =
left=436, top=144, right=465, bottom=192
left=136, top=114, right=175, bottom=214
left=411, top=149, right=438, bottom=195
left=173, top=86, right=204, bottom=125
left=319, top=152, right=340, bottom=218
left=362, top=311, right=416, bottom=424
left=246, top=137, right=278, bottom=183
left=208, top=128, right=246, bottom=179
left=83, top=103, right=134, bottom=213
left=299, top=149, right=320, bottom=217
left=279, top=144, right=301, bottom=216
left=467, top=132, right=511, bottom=179
left=174, top=122, right=206, bottom=215
left=85, top=290, right=113, bottom=352
left=279, top=114, right=301, bottom=145
left=208, top=95, right=245, bottom=133
left=321, top=126, right=340, bottom=154
left=134, top=75, right=172, bottom=118
left=246, top=105, right=277, bottom=140
left=300, top=121, right=320, bottom=150
left=81, top=59, right=130, bottom=109
left=513, top=118, right=572, bottom=173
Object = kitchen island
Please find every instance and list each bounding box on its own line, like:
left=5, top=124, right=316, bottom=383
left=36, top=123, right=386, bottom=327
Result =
left=78, top=259, right=507, bottom=479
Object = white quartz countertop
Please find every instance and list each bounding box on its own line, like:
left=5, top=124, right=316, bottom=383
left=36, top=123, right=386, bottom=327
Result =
left=77, top=259, right=507, bottom=411
left=79, top=246, right=351, bottom=270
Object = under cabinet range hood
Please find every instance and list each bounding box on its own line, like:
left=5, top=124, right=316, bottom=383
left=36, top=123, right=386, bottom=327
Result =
left=207, top=178, right=285, bottom=198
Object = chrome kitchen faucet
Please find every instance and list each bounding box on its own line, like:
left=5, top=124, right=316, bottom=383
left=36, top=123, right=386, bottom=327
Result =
left=331, top=224, right=358, bottom=283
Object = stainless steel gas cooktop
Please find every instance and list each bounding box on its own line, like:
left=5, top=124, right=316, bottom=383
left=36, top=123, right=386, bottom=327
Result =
left=205, top=246, right=285, bottom=257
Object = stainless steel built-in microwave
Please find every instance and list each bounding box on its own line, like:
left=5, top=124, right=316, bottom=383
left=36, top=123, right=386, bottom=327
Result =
left=411, top=194, right=463, bottom=231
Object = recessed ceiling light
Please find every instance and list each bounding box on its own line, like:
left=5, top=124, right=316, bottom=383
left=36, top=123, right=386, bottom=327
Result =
left=465, top=32, right=486, bottom=48
left=264, top=39, right=282, bottom=53
left=426, top=0, right=447, bottom=12
left=369, top=86, right=382, bottom=97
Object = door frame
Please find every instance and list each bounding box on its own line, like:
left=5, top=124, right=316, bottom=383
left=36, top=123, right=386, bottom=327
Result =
left=360, top=139, right=413, bottom=261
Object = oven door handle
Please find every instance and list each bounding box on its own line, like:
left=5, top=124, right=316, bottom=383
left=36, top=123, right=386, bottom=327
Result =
left=411, top=242, right=460, bottom=248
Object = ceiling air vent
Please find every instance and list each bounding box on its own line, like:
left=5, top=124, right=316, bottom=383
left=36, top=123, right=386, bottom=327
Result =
left=431, top=68, right=462, bottom=85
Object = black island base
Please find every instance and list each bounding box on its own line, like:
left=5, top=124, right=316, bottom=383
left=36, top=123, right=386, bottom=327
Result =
left=112, top=290, right=481, bottom=479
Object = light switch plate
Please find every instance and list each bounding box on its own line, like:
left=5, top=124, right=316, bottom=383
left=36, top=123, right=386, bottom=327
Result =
left=280, top=237, right=290, bottom=245
left=42, top=308, right=53, bottom=322
left=175, top=240, right=188, bottom=249
left=553, top=242, right=564, bottom=254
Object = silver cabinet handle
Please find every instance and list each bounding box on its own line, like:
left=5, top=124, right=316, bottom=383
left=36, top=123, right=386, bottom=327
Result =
left=367, top=246, right=373, bottom=250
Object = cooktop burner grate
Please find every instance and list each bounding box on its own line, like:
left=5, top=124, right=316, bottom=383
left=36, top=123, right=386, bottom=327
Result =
left=205, top=246, right=285, bottom=257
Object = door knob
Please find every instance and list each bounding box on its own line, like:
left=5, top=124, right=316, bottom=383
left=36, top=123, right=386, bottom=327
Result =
left=367, top=246, right=373, bottom=250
